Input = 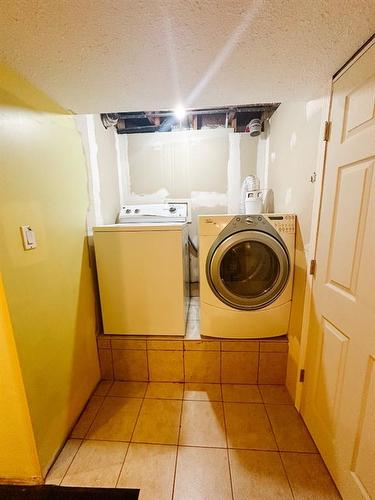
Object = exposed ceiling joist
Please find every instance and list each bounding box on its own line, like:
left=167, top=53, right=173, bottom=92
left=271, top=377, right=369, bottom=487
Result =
left=102, top=103, right=279, bottom=134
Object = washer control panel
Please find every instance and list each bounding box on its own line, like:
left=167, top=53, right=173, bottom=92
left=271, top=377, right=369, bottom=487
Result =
left=268, top=214, right=295, bottom=234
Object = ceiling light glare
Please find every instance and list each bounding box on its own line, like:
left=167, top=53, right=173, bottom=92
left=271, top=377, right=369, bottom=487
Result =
left=174, top=104, right=186, bottom=121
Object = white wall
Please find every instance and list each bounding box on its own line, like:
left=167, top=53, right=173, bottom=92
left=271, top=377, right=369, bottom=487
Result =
left=123, top=129, right=258, bottom=229
left=75, top=115, right=120, bottom=231
left=121, top=128, right=259, bottom=280
left=266, top=99, right=325, bottom=398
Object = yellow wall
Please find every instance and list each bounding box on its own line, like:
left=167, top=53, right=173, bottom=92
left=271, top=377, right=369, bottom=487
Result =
left=0, top=66, right=100, bottom=476
left=0, top=62, right=67, bottom=114
left=0, top=273, right=42, bottom=483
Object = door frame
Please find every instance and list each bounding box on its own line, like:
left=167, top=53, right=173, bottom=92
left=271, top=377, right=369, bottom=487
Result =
left=294, top=34, right=375, bottom=409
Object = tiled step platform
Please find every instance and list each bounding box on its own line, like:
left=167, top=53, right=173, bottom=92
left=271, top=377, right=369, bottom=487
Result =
left=97, top=335, right=288, bottom=385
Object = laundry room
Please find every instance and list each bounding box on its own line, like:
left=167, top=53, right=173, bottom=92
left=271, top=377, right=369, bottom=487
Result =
left=1, top=3, right=374, bottom=500
left=75, top=99, right=323, bottom=393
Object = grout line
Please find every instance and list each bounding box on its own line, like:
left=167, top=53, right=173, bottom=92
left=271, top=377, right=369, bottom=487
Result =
left=256, top=348, right=261, bottom=384
left=279, top=451, right=296, bottom=499
left=182, top=333, right=186, bottom=384
left=220, top=338, right=223, bottom=385
left=115, top=384, right=147, bottom=488
left=79, top=436, right=320, bottom=454
left=221, top=383, right=235, bottom=500
left=146, top=349, right=150, bottom=382
left=58, top=438, right=85, bottom=486
left=262, top=399, right=296, bottom=499
left=81, top=395, right=107, bottom=440
left=57, top=383, right=110, bottom=484
left=263, top=402, right=279, bottom=452
left=109, top=339, right=115, bottom=381
left=171, top=388, right=184, bottom=500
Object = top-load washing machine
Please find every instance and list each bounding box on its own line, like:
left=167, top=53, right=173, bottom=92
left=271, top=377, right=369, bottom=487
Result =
left=199, top=213, right=295, bottom=338
left=94, top=201, right=190, bottom=336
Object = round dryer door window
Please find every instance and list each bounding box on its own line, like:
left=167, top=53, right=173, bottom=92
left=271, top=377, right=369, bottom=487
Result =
left=207, top=231, right=289, bottom=310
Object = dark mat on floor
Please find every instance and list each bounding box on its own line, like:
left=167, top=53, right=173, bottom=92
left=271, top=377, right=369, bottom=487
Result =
left=0, top=485, right=139, bottom=499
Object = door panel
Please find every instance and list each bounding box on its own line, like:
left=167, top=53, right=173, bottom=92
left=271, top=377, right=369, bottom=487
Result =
left=327, top=158, right=373, bottom=294
left=302, top=41, right=375, bottom=499
left=312, top=319, right=349, bottom=435
left=343, top=76, right=375, bottom=140
left=351, top=355, right=375, bottom=498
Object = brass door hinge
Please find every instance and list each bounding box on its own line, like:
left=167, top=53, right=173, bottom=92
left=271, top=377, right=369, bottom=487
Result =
left=309, top=259, right=316, bottom=276
left=323, top=121, right=331, bottom=142
left=299, top=369, right=305, bottom=383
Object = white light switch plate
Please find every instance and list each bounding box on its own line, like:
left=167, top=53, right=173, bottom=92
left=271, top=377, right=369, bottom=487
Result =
left=20, top=225, right=37, bottom=250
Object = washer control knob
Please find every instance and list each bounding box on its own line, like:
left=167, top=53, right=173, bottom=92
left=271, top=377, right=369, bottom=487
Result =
left=125, top=209, right=131, bottom=213
left=169, top=206, right=177, bottom=213
left=134, top=208, right=140, bottom=213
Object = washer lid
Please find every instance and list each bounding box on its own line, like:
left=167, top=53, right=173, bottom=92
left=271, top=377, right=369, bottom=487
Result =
left=206, top=217, right=290, bottom=310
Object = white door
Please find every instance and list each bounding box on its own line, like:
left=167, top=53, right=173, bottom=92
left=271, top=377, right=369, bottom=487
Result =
left=301, top=41, right=375, bottom=499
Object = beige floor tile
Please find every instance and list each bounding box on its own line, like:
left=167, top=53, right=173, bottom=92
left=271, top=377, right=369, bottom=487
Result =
left=184, top=383, right=222, bottom=401
left=221, top=340, right=259, bottom=352
left=229, top=449, right=293, bottom=500
left=70, top=396, right=104, bottom=439
left=260, top=340, right=289, bottom=352
left=221, top=351, right=258, bottom=384
left=112, top=349, right=148, bottom=381
left=184, top=350, right=220, bottom=383
left=94, top=380, right=113, bottom=397
left=132, top=399, right=182, bottom=445
left=98, top=349, right=113, bottom=380
left=148, top=350, right=184, bottom=382
left=184, top=340, right=220, bottom=350
left=117, top=443, right=177, bottom=500
left=111, top=338, right=146, bottom=350
left=87, top=397, right=142, bottom=441
left=173, top=446, right=232, bottom=500
left=258, top=352, right=287, bottom=384
left=222, top=384, right=262, bottom=403
left=147, top=339, right=183, bottom=350
left=108, top=381, right=147, bottom=398
left=97, top=336, right=111, bottom=349
left=61, top=440, right=128, bottom=488
left=145, top=382, right=184, bottom=399
left=259, top=385, right=293, bottom=405
left=281, top=452, right=341, bottom=499
left=224, top=402, right=277, bottom=450
left=45, top=439, right=82, bottom=485
left=265, top=404, right=317, bottom=452
left=179, top=400, right=226, bottom=448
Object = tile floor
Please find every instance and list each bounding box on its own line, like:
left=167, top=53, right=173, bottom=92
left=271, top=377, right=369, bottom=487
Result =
left=46, top=381, right=341, bottom=499
left=97, top=297, right=289, bottom=385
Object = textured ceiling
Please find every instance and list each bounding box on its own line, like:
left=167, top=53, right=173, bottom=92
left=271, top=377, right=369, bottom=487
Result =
left=1, top=0, right=374, bottom=113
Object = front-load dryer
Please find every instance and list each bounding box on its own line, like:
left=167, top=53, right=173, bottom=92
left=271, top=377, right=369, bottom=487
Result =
left=199, top=214, right=295, bottom=338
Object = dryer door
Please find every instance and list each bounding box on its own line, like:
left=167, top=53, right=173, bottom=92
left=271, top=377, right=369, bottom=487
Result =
left=207, top=230, right=289, bottom=310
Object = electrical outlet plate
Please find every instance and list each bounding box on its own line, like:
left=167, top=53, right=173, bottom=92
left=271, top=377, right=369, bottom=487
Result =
left=20, top=225, right=37, bottom=250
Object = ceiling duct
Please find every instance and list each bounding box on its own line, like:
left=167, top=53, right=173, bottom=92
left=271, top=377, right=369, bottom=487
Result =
left=100, top=113, right=119, bottom=129
left=110, top=104, right=279, bottom=134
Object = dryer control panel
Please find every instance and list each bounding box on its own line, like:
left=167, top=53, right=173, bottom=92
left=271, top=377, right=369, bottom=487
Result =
left=267, top=214, right=295, bottom=234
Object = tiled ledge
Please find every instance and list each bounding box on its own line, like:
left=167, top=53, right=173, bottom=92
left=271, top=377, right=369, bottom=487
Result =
left=97, top=335, right=288, bottom=385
